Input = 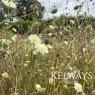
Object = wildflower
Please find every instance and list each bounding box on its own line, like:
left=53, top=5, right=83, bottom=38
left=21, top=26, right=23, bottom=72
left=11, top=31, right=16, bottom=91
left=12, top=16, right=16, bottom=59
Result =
left=33, top=51, right=37, bottom=55
left=1, top=0, right=9, bottom=7
left=35, top=84, right=46, bottom=93
left=67, top=65, right=73, bottom=71
left=9, top=0, right=16, bottom=8
left=1, top=0, right=16, bottom=9
left=1, top=39, right=6, bottom=43
left=2, top=72, right=9, bottom=78
left=1, top=39, right=11, bottom=45
left=12, top=28, right=17, bottom=32
left=60, top=32, right=63, bottom=35
left=11, top=35, right=17, bottom=42
left=4, top=14, right=7, bottom=17
left=85, top=25, right=93, bottom=32
left=35, top=84, right=41, bottom=90
left=5, top=22, right=9, bottom=25
left=64, top=85, right=68, bottom=88
left=28, top=34, right=52, bottom=55
left=38, top=69, right=42, bottom=72
left=26, top=61, right=30, bottom=63
left=64, top=41, right=68, bottom=45
left=49, top=78, right=54, bottom=84
left=6, top=50, right=11, bottom=54
left=74, top=82, right=83, bottom=93
left=25, top=54, right=29, bottom=57
left=64, top=27, right=68, bottom=32
left=28, top=34, right=42, bottom=45
left=49, top=25, right=55, bottom=29
left=35, top=44, right=49, bottom=55
left=78, top=26, right=81, bottom=29
left=24, top=64, right=28, bottom=67
left=31, top=22, right=40, bottom=34
left=83, top=48, right=87, bottom=52
left=70, top=20, right=75, bottom=24
left=91, top=38, right=95, bottom=43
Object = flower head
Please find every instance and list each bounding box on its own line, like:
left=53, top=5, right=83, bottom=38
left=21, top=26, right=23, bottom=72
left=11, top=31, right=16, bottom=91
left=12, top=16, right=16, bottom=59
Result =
left=12, top=28, right=17, bottom=32
left=28, top=34, right=42, bottom=45
left=35, top=84, right=41, bottom=90
left=1, top=39, right=11, bottom=45
left=35, top=84, right=46, bottom=93
left=49, top=25, right=55, bottom=29
left=74, top=82, right=83, bottom=93
left=1, top=0, right=16, bottom=9
left=11, top=35, right=17, bottom=42
left=9, top=0, right=16, bottom=8
left=70, top=20, right=75, bottom=24
left=49, top=78, right=54, bottom=84
left=35, top=44, right=49, bottom=55
left=2, top=72, right=9, bottom=78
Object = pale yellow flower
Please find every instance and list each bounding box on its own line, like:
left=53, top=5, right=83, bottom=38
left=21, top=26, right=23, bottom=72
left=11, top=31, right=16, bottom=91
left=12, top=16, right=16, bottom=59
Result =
left=49, top=25, right=55, bottom=29
left=25, top=54, right=29, bottom=57
left=12, top=28, right=17, bottom=32
left=1, top=0, right=9, bottom=6
left=6, top=50, right=11, bottom=54
left=2, top=72, right=9, bottom=78
left=33, top=51, right=37, bottom=55
left=26, top=61, right=30, bottom=63
left=70, top=20, right=75, bottom=24
left=24, top=64, right=28, bottom=67
left=35, top=44, right=49, bottom=55
left=1, top=39, right=11, bottom=45
left=28, top=34, right=42, bottom=45
left=35, top=84, right=41, bottom=90
left=35, top=84, right=46, bottom=93
left=11, top=35, right=17, bottom=42
left=74, top=82, right=83, bottom=93
left=64, top=41, right=68, bottom=45
left=49, top=78, right=54, bottom=84
left=9, top=0, right=16, bottom=8
left=1, top=0, right=16, bottom=9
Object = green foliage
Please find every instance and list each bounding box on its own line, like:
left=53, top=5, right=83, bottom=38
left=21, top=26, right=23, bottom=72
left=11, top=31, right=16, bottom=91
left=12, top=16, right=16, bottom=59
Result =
left=0, top=0, right=44, bottom=21
left=16, top=0, right=44, bottom=20
left=0, top=12, right=5, bottom=21
left=10, top=20, right=32, bottom=34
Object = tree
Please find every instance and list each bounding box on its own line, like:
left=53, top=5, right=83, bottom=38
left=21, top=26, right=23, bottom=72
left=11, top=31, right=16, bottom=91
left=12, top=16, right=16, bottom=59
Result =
left=16, top=0, right=44, bottom=20
left=0, top=0, right=44, bottom=21
left=0, top=1, right=6, bottom=21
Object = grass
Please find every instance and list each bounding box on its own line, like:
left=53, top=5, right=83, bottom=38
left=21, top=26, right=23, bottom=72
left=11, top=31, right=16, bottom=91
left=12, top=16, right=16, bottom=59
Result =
left=0, top=20, right=95, bottom=95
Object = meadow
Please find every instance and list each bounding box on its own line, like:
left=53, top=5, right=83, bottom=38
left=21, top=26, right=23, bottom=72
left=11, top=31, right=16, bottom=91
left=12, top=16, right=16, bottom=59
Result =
left=0, top=0, right=95, bottom=95
left=0, top=16, right=95, bottom=95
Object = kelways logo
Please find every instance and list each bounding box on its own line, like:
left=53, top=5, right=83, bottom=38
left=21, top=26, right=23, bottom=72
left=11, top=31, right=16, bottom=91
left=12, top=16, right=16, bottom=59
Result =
left=51, top=71, right=93, bottom=80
